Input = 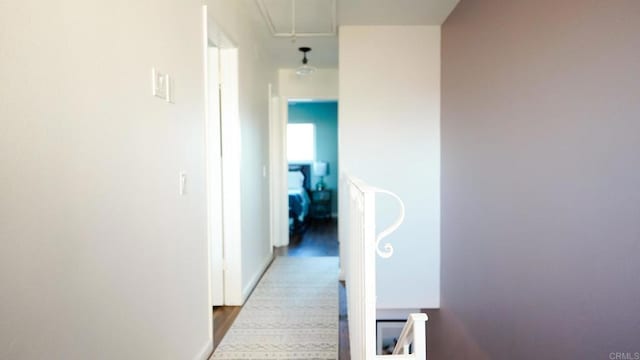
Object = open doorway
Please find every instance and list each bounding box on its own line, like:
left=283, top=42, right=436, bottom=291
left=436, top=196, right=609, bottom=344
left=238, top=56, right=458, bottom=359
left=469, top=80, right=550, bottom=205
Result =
left=204, top=6, right=248, bottom=353
left=277, top=99, right=339, bottom=256
left=204, top=6, right=243, bottom=309
left=206, top=41, right=225, bottom=307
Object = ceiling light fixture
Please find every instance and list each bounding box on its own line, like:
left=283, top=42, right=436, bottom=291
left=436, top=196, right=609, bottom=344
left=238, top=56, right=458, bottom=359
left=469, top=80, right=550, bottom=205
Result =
left=296, top=47, right=317, bottom=77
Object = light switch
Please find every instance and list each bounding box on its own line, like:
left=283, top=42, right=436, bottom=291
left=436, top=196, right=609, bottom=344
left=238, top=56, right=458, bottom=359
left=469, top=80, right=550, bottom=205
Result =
left=179, top=172, right=187, bottom=196
left=166, top=75, right=173, bottom=103
left=152, top=68, right=168, bottom=100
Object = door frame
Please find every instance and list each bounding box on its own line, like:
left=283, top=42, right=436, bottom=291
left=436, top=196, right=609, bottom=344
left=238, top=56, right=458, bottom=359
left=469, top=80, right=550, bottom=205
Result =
left=270, top=96, right=339, bottom=250
left=203, top=6, right=243, bottom=311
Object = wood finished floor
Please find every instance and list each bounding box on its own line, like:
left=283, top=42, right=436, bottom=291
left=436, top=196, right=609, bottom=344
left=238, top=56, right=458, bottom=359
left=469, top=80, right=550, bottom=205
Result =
left=276, top=218, right=339, bottom=257
left=211, top=218, right=349, bottom=359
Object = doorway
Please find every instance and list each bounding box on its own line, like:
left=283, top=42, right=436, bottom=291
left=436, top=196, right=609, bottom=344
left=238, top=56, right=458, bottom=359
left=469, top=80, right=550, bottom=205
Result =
left=206, top=42, right=224, bottom=306
left=204, top=7, right=242, bottom=309
left=279, top=99, right=339, bottom=256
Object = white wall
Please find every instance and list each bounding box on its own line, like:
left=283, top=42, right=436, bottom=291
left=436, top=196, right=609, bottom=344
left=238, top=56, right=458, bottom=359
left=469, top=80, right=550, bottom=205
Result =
left=279, top=69, right=339, bottom=99
left=0, top=1, right=278, bottom=358
left=339, top=26, right=441, bottom=309
left=0, top=0, right=210, bottom=358
left=205, top=0, right=278, bottom=304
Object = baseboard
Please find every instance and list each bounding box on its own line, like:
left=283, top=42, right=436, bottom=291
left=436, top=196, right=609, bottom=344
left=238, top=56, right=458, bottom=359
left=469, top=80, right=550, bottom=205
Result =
left=194, top=339, right=213, bottom=360
left=241, top=253, right=275, bottom=303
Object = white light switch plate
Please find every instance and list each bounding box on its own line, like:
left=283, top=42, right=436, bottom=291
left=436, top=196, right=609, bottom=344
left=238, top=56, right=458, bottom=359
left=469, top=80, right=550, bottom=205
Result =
left=165, top=75, right=173, bottom=103
left=152, top=68, right=168, bottom=100
left=179, top=172, right=187, bottom=196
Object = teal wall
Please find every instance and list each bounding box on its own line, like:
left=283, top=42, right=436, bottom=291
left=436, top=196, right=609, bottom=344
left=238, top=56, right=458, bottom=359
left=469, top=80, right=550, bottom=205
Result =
left=288, top=101, right=338, bottom=215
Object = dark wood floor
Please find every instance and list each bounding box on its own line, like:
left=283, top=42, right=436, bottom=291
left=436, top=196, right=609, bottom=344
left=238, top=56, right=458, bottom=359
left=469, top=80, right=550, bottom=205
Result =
left=275, top=218, right=339, bottom=257
left=212, top=305, right=241, bottom=350
left=212, top=218, right=349, bottom=359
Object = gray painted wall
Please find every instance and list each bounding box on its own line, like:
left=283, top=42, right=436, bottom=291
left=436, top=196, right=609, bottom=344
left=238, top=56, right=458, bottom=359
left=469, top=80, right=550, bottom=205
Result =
left=288, top=102, right=339, bottom=214
left=436, top=0, right=640, bottom=359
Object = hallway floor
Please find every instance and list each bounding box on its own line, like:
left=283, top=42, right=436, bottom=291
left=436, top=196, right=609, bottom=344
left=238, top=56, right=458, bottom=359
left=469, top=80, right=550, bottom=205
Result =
left=276, top=218, right=339, bottom=257
left=212, top=257, right=338, bottom=358
left=211, top=218, right=349, bottom=359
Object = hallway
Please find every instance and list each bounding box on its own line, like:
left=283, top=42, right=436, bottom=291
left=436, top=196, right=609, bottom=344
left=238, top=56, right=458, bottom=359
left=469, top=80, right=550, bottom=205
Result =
left=211, top=220, right=348, bottom=359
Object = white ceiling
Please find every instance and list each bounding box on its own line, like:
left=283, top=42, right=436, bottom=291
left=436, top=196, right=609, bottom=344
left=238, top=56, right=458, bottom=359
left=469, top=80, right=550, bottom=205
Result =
left=249, top=0, right=460, bottom=68
left=259, top=0, right=336, bottom=35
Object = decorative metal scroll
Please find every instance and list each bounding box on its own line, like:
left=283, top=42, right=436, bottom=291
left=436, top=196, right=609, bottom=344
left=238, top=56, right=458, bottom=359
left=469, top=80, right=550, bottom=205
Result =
left=371, top=188, right=405, bottom=259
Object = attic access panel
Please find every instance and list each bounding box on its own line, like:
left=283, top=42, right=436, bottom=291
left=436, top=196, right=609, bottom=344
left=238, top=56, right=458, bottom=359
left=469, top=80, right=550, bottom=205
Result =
left=257, top=0, right=337, bottom=36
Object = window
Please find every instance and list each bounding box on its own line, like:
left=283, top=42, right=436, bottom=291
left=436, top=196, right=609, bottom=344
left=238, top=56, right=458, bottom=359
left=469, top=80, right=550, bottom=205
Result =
left=287, top=123, right=315, bottom=162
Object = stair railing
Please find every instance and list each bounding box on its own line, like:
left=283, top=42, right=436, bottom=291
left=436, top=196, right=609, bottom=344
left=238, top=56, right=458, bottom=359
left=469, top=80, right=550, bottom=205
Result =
left=343, top=176, right=428, bottom=360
